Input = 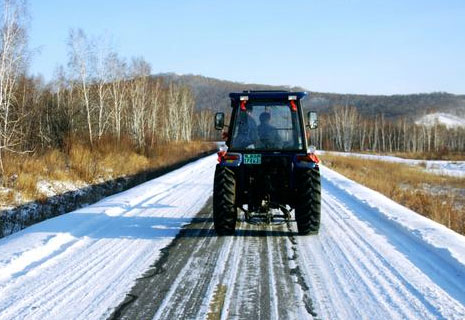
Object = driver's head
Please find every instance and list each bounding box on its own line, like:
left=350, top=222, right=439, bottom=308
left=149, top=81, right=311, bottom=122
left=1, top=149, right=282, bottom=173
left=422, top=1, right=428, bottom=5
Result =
left=246, top=105, right=253, bottom=114
left=259, top=112, right=271, bottom=123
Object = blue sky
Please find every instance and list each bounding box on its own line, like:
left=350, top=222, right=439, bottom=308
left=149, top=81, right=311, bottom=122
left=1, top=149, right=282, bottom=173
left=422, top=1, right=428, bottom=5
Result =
left=29, top=0, right=465, bottom=95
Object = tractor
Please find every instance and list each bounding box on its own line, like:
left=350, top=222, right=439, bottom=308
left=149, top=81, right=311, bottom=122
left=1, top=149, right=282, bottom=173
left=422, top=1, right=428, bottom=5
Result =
left=213, top=91, right=320, bottom=235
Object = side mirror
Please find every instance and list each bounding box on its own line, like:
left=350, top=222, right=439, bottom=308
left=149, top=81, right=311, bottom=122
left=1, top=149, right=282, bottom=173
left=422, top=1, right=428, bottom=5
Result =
left=307, top=111, right=318, bottom=129
left=214, top=112, right=225, bottom=130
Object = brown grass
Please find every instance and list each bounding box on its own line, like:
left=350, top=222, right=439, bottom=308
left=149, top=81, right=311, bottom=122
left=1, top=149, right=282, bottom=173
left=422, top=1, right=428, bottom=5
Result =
left=321, top=154, right=465, bottom=234
left=0, top=189, right=15, bottom=204
left=356, top=150, right=465, bottom=161
left=0, top=138, right=214, bottom=205
left=394, top=151, right=465, bottom=161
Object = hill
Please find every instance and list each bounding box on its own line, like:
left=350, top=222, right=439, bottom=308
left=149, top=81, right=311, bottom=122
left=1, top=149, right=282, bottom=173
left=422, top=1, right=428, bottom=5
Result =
left=154, top=73, right=465, bottom=119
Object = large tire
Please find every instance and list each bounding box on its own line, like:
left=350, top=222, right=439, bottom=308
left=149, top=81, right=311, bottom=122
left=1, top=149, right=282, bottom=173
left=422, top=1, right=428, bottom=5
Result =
left=213, top=166, right=237, bottom=235
left=295, top=167, right=321, bottom=235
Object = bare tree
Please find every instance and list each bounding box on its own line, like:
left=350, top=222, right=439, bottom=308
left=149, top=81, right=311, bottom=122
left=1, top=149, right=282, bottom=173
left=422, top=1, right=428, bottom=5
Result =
left=68, top=28, right=94, bottom=146
left=128, top=57, right=150, bottom=149
left=148, top=78, right=161, bottom=147
left=91, top=34, right=113, bottom=140
left=195, top=109, right=212, bottom=140
left=179, top=86, right=194, bottom=141
left=0, top=0, right=29, bottom=173
left=163, top=82, right=180, bottom=142
left=330, top=105, right=358, bottom=152
left=106, top=52, right=127, bottom=144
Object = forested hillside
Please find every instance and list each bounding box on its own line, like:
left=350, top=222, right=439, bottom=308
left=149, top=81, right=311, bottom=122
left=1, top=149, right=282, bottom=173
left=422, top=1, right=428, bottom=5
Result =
left=159, top=73, right=465, bottom=119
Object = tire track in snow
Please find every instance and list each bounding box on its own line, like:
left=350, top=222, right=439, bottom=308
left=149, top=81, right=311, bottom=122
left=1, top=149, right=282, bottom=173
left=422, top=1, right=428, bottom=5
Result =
left=0, top=155, right=217, bottom=320
left=323, top=194, right=442, bottom=318
left=110, top=202, right=313, bottom=320
left=294, top=171, right=465, bottom=320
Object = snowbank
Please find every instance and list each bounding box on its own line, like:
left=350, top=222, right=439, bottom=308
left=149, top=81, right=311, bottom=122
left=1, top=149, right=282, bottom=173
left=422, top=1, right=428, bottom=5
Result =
left=321, top=165, right=465, bottom=270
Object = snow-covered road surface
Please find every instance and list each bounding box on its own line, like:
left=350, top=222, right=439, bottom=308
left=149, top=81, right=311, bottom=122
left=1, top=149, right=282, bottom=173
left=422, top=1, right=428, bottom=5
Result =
left=1, top=155, right=465, bottom=319
left=0, top=155, right=216, bottom=320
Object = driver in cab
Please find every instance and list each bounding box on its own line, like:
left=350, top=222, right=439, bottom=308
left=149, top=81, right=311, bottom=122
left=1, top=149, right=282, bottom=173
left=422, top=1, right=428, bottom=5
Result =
left=258, top=112, right=282, bottom=149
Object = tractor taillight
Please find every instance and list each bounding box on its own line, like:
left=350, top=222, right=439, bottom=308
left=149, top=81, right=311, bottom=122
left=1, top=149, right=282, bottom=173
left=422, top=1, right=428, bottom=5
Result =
left=218, top=152, right=242, bottom=167
left=294, top=153, right=319, bottom=168
left=217, top=150, right=227, bottom=163
left=224, top=154, right=240, bottom=161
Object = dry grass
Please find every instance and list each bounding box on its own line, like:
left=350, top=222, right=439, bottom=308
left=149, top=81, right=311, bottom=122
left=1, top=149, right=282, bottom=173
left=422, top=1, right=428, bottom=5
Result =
left=0, top=189, right=15, bottom=204
left=394, top=152, right=465, bottom=161
left=0, top=138, right=214, bottom=205
left=356, top=150, right=465, bottom=161
left=321, top=154, right=465, bottom=235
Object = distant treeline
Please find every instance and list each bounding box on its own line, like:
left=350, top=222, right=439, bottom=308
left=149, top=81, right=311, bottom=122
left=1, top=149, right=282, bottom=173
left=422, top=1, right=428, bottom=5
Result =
left=310, top=105, right=465, bottom=153
left=162, top=74, right=465, bottom=152
left=158, top=74, right=465, bottom=120
left=0, top=1, right=210, bottom=174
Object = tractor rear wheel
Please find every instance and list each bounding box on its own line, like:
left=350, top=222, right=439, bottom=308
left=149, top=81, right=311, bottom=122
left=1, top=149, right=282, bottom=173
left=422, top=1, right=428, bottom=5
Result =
left=213, top=166, right=237, bottom=235
left=295, top=167, right=321, bottom=235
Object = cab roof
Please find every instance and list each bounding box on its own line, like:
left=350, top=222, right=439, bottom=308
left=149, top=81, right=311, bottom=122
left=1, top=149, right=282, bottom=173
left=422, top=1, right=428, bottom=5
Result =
left=229, top=90, right=308, bottom=101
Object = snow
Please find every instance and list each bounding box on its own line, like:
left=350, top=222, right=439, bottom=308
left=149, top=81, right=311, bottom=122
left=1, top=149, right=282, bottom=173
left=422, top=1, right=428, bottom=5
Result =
left=319, top=150, right=465, bottom=177
left=36, top=180, right=86, bottom=198
left=416, top=113, right=465, bottom=129
left=297, top=165, right=465, bottom=319
left=0, top=153, right=465, bottom=319
left=320, top=165, right=465, bottom=269
left=0, top=155, right=217, bottom=320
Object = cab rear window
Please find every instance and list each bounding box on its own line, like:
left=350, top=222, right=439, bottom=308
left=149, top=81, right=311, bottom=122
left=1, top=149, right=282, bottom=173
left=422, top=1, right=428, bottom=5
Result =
left=230, top=102, right=303, bottom=150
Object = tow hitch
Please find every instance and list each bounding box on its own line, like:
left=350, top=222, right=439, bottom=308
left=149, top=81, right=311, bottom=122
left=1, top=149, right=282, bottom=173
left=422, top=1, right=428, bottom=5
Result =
left=241, top=198, right=291, bottom=225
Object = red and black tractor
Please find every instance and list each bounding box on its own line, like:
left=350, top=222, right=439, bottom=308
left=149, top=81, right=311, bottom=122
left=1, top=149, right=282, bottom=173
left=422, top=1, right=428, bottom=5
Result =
left=213, top=91, right=321, bottom=235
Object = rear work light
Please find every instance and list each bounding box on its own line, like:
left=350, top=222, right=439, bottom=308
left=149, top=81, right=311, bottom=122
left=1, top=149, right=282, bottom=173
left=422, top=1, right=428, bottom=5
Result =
left=240, top=96, right=249, bottom=111
left=288, top=95, right=297, bottom=111
left=289, top=100, right=297, bottom=112
left=240, top=100, right=247, bottom=111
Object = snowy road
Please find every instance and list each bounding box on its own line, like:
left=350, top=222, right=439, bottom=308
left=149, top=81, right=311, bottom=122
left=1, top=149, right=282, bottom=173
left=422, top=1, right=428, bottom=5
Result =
left=1, top=155, right=465, bottom=319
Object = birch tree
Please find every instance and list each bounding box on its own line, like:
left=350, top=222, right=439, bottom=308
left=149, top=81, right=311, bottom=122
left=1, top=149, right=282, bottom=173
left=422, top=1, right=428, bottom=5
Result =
left=331, top=105, right=358, bottom=152
left=148, top=78, right=161, bottom=147
left=179, top=86, right=194, bottom=141
left=91, top=35, right=112, bottom=140
left=0, top=0, right=28, bottom=173
left=107, top=53, right=127, bottom=143
left=128, top=57, right=150, bottom=149
left=68, top=28, right=94, bottom=146
left=195, top=109, right=212, bottom=140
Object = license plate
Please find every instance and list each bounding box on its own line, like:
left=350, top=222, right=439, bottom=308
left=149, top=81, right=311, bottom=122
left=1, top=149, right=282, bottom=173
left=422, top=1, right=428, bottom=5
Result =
left=243, top=154, right=261, bottom=165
